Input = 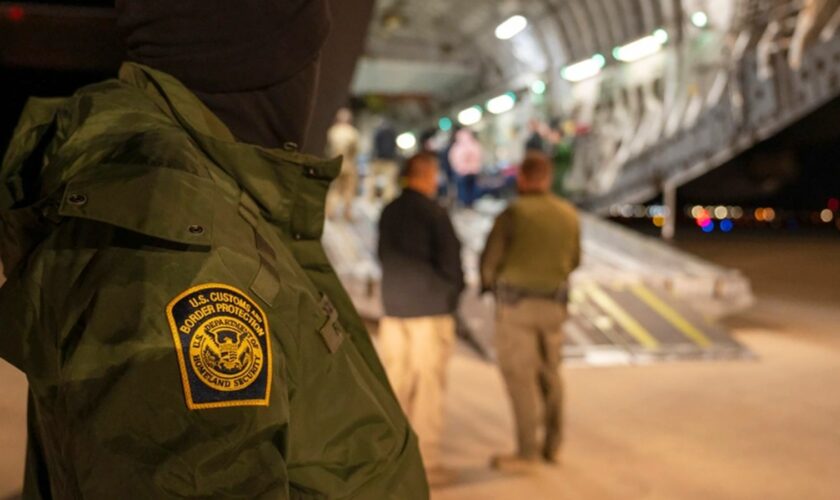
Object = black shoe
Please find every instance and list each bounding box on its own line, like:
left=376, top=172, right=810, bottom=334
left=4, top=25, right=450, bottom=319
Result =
left=542, top=449, right=562, bottom=465
left=490, top=454, right=541, bottom=473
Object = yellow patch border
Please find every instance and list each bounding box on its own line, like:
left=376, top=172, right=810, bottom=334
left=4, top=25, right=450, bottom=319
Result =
left=166, top=282, right=272, bottom=410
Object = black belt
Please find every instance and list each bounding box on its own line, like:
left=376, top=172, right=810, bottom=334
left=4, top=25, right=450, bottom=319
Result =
left=496, top=284, right=569, bottom=305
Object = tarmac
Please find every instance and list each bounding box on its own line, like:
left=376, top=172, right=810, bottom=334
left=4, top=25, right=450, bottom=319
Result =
left=1, top=233, right=838, bottom=499
left=431, top=233, right=840, bottom=499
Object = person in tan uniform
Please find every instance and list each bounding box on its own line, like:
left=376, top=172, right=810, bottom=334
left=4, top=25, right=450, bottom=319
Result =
left=326, top=107, right=360, bottom=220
left=480, top=151, right=581, bottom=472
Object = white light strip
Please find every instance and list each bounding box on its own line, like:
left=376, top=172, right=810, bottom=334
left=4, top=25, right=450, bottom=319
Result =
left=486, top=93, right=516, bottom=114
left=495, top=15, right=528, bottom=40
left=613, top=30, right=668, bottom=62
left=561, top=54, right=606, bottom=82
left=458, top=106, right=483, bottom=126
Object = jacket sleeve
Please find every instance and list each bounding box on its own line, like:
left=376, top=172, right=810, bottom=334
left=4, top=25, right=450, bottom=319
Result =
left=377, top=206, right=393, bottom=264
left=480, top=208, right=513, bottom=292
left=27, top=220, right=292, bottom=499
left=571, top=207, right=582, bottom=270
left=433, top=210, right=465, bottom=296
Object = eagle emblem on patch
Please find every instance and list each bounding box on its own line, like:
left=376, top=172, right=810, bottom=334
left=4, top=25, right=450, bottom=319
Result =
left=167, top=283, right=271, bottom=410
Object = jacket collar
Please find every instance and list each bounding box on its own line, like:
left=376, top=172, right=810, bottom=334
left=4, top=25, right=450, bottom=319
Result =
left=118, top=62, right=340, bottom=233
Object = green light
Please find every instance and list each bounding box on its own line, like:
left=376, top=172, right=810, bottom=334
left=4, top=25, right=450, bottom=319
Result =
left=531, top=80, right=546, bottom=95
left=439, top=117, right=453, bottom=131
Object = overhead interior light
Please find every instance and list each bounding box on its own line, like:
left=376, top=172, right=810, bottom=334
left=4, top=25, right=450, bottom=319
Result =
left=691, top=11, right=709, bottom=28
left=486, top=93, right=516, bottom=114
left=561, top=54, right=606, bottom=82
left=530, top=80, right=547, bottom=95
left=495, top=15, right=528, bottom=40
left=458, top=106, right=483, bottom=126
left=613, top=30, right=669, bottom=62
left=653, top=28, right=669, bottom=44
left=396, top=132, right=417, bottom=150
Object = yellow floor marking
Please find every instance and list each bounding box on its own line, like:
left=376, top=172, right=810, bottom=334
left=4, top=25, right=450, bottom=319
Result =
left=585, top=284, right=659, bottom=350
left=630, top=284, right=712, bottom=348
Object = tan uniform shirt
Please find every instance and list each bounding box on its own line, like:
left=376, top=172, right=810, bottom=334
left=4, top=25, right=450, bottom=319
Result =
left=480, top=193, right=581, bottom=294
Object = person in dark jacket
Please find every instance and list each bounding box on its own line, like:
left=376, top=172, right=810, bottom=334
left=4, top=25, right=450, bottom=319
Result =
left=366, top=120, right=400, bottom=203
left=524, top=118, right=547, bottom=153
left=377, top=152, right=465, bottom=485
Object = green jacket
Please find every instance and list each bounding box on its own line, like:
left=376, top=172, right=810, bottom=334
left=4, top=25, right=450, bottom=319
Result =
left=0, top=63, right=427, bottom=499
left=480, top=192, right=581, bottom=294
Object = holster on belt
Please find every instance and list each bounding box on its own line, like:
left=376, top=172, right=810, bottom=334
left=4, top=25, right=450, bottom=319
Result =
left=495, top=284, right=569, bottom=306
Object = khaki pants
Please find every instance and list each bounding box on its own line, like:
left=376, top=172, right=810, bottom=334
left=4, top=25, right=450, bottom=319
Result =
left=365, top=159, right=399, bottom=203
left=327, top=162, right=358, bottom=220
left=495, top=298, right=566, bottom=459
left=378, top=315, right=455, bottom=469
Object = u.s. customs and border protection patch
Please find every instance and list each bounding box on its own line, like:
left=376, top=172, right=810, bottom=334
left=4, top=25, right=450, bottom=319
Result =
left=166, top=283, right=271, bottom=410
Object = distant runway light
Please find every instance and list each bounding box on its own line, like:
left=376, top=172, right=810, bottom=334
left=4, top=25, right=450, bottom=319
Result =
left=495, top=15, right=528, bottom=40
left=820, top=209, right=834, bottom=223
left=7, top=5, right=24, bottom=22
left=702, top=221, right=715, bottom=233
left=764, top=208, right=776, bottom=222
left=720, top=219, right=734, bottom=232
left=614, top=30, right=668, bottom=62
left=653, top=215, right=666, bottom=228
left=487, top=93, right=516, bottom=114
left=457, top=106, right=483, bottom=126
left=396, top=132, right=417, bottom=151
left=691, top=205, right=704, bottom=218
left=714, top=206, right=728, bottom=220
left=691, top=11, right=709, bottom=28
left=828, top=197, right=839, bottom=211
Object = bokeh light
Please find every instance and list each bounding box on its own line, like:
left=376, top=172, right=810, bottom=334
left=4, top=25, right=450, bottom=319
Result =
left=691, top=11, right=709, bottom=28
left=653, top=215, right=666, bottom=228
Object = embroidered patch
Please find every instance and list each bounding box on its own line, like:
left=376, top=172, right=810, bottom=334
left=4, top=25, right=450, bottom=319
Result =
left=167, top=283, right=271, bottom=410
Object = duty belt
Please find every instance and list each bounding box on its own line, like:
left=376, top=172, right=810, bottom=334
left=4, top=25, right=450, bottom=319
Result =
left=495, top=284, right=569, bottom=305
